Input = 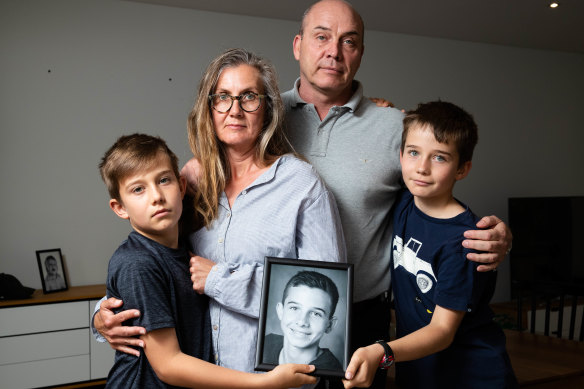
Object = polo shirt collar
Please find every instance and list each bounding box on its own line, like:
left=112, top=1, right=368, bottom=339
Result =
left=289, top=78, right=364, bottom=113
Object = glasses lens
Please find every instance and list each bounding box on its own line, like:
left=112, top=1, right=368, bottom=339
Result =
left=240, top=93, right=260, bottom=112
left=212, top=94, right=232, bottom=113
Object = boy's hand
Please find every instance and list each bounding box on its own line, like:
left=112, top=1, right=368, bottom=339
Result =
left=342, top=344, right=384, bottom=388
left=94, top=297, right=145, bottom=357
left=189, top=255, right=215, bottom=294
left=264, top=364, right=317, bottom=388
left=463, top=215, right=512, bottom=272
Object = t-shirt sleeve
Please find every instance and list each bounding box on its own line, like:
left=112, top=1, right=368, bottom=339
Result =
left=433, top=239, right=476, bottom=312
left=107, top=253, right=175, bottom=333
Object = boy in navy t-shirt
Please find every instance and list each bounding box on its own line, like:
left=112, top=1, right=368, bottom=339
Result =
left=343, top=102, right=517, bottom=388
left=99, top=133, right=316, bottom=389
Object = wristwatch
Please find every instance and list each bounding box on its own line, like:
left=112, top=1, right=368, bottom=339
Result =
left=375, top=340, right=394, bottom=369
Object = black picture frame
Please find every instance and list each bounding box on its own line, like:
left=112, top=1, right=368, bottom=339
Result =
left=36, top=248, right=68, bottom=294
left=255, top=257, right=353, bottom=378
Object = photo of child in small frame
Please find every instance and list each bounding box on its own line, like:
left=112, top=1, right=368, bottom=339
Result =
left=36, top=248, right=68, bottom=293
left=256, top=257, right=352, bottom=378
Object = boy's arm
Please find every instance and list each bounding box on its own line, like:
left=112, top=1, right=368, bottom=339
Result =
left=342, top=306, right=464, bottom=388
left=143, top=327, right=317, bottom=388
left=463, top=215, right=512, bottom=271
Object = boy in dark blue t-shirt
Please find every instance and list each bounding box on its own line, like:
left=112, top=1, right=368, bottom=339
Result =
left=99, top=133, right=316, bottom=389
left=343, top=102, right=517, bottom=388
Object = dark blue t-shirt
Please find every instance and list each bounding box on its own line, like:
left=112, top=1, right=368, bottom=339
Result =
left=105, top=231, right=212, bottom=388
left=391, top=190, right=517, bottom=388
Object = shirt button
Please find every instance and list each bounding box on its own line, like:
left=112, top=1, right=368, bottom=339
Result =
left=242, top=190, right=247, bottom=195
left=226, top=211, right=231, bottom=217
left=214, top=353, right=218, bottom=361
left=213, top=325, right=218, bottom=331
left=218, top=238, right=224, bottom=244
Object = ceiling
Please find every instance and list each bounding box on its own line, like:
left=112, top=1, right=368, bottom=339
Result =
left=127, top=0, right=584, bottom=54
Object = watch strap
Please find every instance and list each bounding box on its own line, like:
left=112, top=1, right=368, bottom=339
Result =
left=375, top=340, right=394, bottom=369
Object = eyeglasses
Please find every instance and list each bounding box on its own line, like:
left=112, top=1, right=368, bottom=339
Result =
left=208, top=92, right=266, bottom=113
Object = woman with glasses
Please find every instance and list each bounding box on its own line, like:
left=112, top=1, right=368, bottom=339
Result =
left=186, top=48, right=346, bottom=374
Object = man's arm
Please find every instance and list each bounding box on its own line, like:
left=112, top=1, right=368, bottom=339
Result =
left=92, top=297, right=146, bottom=357
left=342, top=306, right=464, bottom=388
left=463, top=215, right=513, bottom=272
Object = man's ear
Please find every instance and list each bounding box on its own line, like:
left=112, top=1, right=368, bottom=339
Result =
left=325, top=316, right=338, bottom=334
left=109, top=198, right=129, bottom=220
left=456, top=161, right=472, bottom=181
left=276, top=302, right=284, bottom=321
left=293, top=35, right=302, bottom=61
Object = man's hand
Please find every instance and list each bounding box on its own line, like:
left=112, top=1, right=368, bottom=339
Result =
left=94, top=297, right=145, bottom=357
left=368, top=97, right=395, bottom=108
left=180, top=158, right=201, bottom=196
left=463, top=215, right=513, bottom=272
left=190, top=255, right=215, bottom=294
left=342, top=344, right=384, bottom=388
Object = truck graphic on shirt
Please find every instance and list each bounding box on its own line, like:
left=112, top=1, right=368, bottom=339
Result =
left=392, top=236, right=437, bottom=293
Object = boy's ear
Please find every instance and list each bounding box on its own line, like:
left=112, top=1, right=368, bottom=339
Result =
left=325, top=316, right=338, bottom=334
left=109, top=198, right=129, bottom=220
left=179, top=175, right=187, bottom=199
left=455, top=161, right=472, bottom=181
left=276, top=302, right=284, bottom=321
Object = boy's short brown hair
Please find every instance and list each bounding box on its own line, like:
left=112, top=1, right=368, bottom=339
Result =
left=99, top=133, right=180, bottom=201
left=402, top=101, right=478, bottom=167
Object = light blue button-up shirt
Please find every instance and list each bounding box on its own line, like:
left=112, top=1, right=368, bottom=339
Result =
left=189, top=154, right=346, bottom=373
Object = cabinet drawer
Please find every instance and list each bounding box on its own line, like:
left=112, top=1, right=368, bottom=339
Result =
left=0, top=301, right=88, bottom=336
left=0, top=354, right=90, bottom=389
left=0, top=328, right=89, bottom=365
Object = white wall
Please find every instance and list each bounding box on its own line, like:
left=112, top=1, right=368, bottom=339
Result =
left=1, top=0, right=583, bottom=302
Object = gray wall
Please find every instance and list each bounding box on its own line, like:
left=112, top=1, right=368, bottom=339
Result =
left=2, top=0, right=583, bottom=302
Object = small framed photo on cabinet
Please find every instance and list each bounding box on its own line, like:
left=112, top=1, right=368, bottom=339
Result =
left=36, top=248, right=68, bottom=293
left=255, top=257, right=353, bottom=378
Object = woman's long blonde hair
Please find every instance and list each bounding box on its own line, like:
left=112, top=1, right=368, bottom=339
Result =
left=187, top=48, right=290, bottom=228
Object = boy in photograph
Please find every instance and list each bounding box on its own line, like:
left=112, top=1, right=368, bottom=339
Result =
left=342, top=101, right=517, bottom=388
left=263, top=270, right=342, bottom=371
left=99, top=133, right=316, bottom=389
left=44, top=255, right=66, bottom=291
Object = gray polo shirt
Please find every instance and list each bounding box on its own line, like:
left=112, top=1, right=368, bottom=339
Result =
left=282, top=79, right=404, bottom=302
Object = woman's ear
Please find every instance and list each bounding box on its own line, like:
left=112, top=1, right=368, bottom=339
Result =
left=109, top=198, right=129, bottom=220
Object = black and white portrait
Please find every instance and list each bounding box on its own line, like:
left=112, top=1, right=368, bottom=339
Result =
left=256, top=257, right=352, bottom=377
left=36, top=248, right=68, bottom=293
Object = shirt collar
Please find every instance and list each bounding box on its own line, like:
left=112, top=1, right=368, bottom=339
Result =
left=289, top=78, right=364, bottom=113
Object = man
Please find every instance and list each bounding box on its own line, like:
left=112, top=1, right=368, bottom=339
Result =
left=94, top=1, right=512, bottom=388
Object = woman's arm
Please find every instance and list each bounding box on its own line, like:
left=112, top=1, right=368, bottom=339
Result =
left=342, top=306, right=464, bottom=388
left=143, top=327, right=317, bottom=389
left=295, top=189, right=347, bottom=263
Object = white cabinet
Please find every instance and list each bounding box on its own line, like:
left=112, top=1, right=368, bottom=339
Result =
left=90, top=299, right=116, bottom=379
left=0, top=285, right=114, bottom=389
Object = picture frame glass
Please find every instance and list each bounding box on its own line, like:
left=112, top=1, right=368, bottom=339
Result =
left=255, top=257, right=353, bottom=378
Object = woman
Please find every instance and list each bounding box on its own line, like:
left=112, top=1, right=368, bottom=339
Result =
left=187, top=48, right=346, bottom=373
left=92, top=49, right=346, bottom=378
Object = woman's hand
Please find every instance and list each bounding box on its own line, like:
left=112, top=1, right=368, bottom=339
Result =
left=189, top=255, right=215, bottom=294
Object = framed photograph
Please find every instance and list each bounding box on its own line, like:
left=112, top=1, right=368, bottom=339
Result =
left=36, top=248, right=68, bottom=294
left=255, top=257, right=353, bottom=378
